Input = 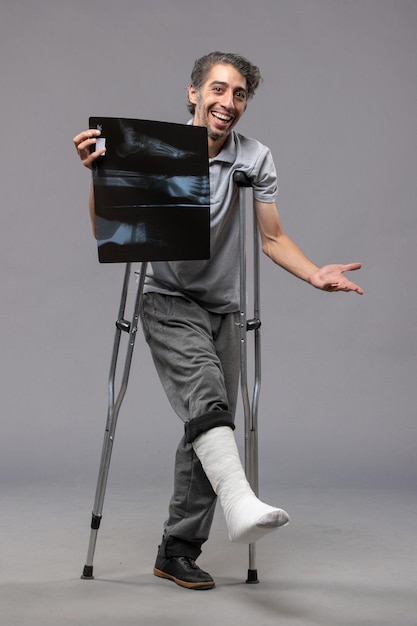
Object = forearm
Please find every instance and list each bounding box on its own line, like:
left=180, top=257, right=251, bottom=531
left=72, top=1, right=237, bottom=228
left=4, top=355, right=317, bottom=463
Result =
left=255, top=202, right=362, bottom=293
left=262, top=232, right=318, bottom=283
left=255, top=200, right=318, bottom=282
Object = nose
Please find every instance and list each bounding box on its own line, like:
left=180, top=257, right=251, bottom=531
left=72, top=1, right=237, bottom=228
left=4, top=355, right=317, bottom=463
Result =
left=220, top=89, right=235, bottom=111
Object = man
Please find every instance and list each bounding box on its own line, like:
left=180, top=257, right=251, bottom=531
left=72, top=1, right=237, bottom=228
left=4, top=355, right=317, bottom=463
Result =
left=73, top=51, right=363, bottom=590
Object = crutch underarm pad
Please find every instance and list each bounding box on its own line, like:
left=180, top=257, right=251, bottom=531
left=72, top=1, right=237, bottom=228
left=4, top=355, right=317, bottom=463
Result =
left=184, top=410, right=235, bottom=443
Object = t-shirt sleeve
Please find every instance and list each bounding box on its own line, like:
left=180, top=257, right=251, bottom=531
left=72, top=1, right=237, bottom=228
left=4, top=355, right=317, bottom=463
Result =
left=250, top=146, right=278, bottom=204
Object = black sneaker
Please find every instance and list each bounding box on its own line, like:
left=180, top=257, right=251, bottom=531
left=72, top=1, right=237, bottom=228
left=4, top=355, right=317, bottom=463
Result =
left=154, top=554, right=215, bottom=590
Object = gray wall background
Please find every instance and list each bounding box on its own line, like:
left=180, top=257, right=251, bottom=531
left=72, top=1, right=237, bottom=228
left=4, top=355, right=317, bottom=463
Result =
left=1, top=0, right=416, bottom=494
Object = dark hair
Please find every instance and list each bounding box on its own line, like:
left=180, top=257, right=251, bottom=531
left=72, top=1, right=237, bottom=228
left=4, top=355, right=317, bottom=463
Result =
left=187, top=51, right=263, bottom=114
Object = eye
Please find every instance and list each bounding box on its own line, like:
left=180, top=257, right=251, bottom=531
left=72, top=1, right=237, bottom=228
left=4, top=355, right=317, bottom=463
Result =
left=236, top=91, right=247, bottom=101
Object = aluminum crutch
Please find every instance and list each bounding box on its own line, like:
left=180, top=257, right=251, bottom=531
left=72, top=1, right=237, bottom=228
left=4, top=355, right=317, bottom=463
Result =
left=81, top=261, right=147, bottom=579
left=234, top=171, right=262, bottom=584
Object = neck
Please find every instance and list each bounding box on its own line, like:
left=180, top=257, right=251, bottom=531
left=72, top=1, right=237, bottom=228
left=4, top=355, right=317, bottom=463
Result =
left=207, top=135, right=228, bottom=158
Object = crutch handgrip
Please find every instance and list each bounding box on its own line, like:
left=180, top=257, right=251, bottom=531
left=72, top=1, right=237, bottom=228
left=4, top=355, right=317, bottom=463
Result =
left=116, top=319, right=131, bottom=333
left=246, top=318, right=261, bottom=331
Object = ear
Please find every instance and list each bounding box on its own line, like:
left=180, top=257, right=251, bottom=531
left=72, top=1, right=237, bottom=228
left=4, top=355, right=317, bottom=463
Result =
left=188, top=84, right=198, bottom=105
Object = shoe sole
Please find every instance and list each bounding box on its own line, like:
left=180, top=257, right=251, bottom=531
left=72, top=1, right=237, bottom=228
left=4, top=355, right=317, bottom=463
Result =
left=153, top=567, right=215, bottom=590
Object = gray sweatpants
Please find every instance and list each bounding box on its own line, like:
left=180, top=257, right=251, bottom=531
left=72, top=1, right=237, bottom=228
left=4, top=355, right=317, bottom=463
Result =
left=141, top=292, right=240, bottom=558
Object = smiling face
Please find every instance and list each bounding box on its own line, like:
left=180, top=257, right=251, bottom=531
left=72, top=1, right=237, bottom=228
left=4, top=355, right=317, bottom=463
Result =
left=188, top=63, right=248, bottom=157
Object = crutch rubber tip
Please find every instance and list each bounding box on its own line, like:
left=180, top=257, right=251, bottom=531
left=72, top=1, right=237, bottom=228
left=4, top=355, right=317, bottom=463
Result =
left=246, top=569, right=259, bottom=584
left=81, top=565, right=94, bottom=579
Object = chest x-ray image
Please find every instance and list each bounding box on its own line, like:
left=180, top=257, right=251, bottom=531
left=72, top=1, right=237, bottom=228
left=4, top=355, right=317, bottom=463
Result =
left=90, top=117, right=210, bottom=263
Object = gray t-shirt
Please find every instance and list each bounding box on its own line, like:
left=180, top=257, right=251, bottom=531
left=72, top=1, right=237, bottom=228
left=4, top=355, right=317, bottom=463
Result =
left=144, top=130, right=278, bottom=313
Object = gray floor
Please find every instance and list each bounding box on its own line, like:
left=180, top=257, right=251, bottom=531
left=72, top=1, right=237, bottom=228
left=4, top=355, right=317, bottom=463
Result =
left=1, top=483, right=416, bottom=626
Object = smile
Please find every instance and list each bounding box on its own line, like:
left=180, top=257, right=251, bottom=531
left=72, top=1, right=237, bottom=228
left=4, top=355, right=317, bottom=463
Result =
left=211, top=111, right=233, bottom=123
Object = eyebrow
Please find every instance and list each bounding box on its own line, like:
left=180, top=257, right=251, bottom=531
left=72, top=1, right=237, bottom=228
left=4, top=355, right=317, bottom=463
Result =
left=209, top=80, right=247, bottom=95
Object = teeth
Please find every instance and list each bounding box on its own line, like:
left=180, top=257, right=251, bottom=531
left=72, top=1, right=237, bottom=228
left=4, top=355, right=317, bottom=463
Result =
left=212, top=112, right=232, bottom=122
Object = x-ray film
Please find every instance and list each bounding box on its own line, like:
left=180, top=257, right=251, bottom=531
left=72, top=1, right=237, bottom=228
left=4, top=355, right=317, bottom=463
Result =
left=89, top=117, right=210, bottom=263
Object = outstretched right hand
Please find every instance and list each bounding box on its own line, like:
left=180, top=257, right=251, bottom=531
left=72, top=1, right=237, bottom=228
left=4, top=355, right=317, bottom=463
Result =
left=73, top=129, right=105, bottom=169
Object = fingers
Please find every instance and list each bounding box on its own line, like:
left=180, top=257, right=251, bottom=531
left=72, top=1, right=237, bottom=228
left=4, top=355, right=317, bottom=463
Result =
left=323, top=263, right=363, bottom=293
left=341, top=263, right=364, bottom=294
left=73, top=129, right=105, bottom=169
left=349, top=282, right=364, bottom=295
left=327, top=280, right=364, bottom=295
left=341, top=262, right=362, bottom=272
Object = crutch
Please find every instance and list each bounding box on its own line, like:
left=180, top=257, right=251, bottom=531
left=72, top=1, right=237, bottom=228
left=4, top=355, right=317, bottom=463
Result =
left=81, top=261, right=147, bottom=579
left=234, top=171, right=262, bottom=584
left=81, top=174, right=261, bottom=583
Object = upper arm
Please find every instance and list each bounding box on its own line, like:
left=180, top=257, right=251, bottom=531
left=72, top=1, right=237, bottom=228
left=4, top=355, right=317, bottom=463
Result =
left=254, top=200, right=285, bottom=253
